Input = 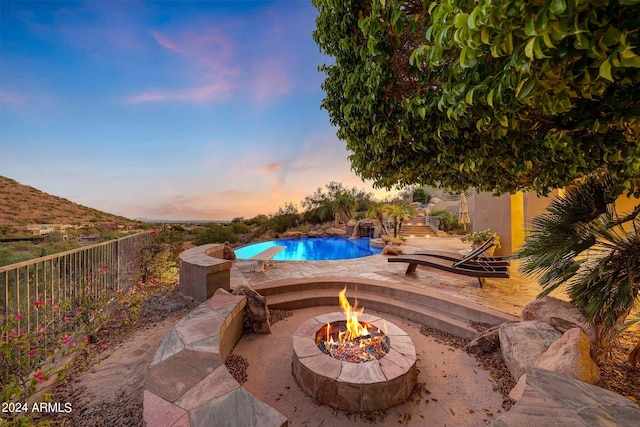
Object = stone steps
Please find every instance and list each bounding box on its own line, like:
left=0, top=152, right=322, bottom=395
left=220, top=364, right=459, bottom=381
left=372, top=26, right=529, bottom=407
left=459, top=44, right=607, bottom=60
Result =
left=253, top=278, right=518, bottom=339
left=400, top=219, right=436, bottom=237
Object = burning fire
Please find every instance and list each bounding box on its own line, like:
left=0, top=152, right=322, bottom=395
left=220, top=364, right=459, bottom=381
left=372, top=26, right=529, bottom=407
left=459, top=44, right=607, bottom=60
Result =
left=321, top=287, right=388, bottom=363
left=337, top=286, right=368, bottom=342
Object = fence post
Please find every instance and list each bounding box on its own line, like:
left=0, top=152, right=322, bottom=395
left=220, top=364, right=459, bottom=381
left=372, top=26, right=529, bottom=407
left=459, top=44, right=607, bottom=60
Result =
left=115, top=237, right=120, bottom=291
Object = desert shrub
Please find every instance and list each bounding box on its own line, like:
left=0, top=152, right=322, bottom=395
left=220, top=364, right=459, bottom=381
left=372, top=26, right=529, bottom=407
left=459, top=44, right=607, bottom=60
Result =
left=194, top=224, right=237, bottom=245
left=267, top=203, right=300, bottom=233
left=230, top=222, right=250, bottom=234
left=429, top=209, right=459, bottom=231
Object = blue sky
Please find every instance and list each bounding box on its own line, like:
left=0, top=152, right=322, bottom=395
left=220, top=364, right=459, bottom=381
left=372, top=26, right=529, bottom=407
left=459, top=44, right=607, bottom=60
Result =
left=0, top=0, right=396, bottom=220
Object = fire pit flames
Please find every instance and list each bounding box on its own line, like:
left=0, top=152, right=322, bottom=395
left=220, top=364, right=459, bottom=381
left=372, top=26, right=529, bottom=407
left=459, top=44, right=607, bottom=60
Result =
left=316, top=288, right=389, bottom=362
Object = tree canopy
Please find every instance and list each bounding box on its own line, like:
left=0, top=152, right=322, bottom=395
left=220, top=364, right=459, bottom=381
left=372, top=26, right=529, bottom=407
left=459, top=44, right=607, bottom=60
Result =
left=312, top=0, right=640, bottom=196
left=301, top=181, right=375, bottom=222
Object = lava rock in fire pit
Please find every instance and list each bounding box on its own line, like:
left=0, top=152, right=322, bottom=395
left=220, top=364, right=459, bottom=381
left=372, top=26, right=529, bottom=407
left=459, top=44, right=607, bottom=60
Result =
left=232, top=285, right=271, bottom=334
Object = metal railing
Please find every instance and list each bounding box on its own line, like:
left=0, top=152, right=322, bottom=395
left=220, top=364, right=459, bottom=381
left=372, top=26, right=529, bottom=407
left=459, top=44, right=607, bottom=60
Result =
left=426, top=216, right=441, bottom=233
left=1, top=232, right=152, bottom=359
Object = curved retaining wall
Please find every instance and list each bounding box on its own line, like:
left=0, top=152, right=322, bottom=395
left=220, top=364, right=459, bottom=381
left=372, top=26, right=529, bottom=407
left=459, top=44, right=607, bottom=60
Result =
left=179, top=244, right=232, bottom=302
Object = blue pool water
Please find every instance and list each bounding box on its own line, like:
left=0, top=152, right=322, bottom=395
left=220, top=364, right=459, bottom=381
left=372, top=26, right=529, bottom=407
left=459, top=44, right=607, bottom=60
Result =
left=235, top=236, right=381, bottom=261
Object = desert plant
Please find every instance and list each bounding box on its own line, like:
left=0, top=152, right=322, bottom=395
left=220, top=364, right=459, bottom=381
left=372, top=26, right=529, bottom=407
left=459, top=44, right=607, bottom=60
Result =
left=516, top=174, right=640, bottom=363
left=387, top=203, right=416, bottom=237
left=461, top=229, right=501, bottom=249
left=194, top=224, right=237, bottom=245
left=429, top=209, right=459, bottom=232
left=268, top=202, right=300, bottom=233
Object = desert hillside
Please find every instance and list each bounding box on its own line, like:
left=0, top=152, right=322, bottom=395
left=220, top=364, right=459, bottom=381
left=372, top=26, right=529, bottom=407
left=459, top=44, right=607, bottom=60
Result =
left=0, top=176, right=141, bottom=233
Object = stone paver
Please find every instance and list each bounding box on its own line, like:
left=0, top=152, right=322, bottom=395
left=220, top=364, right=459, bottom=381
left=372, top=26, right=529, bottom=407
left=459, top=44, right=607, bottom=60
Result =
left=143, top=291, right=287, bottom=427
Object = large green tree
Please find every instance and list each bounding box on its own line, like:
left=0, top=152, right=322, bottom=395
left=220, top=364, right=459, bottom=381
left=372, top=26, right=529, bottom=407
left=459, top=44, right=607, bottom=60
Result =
left=302, top=182, right=374, bottom=222
left=313, top=0, right=640, bottom=196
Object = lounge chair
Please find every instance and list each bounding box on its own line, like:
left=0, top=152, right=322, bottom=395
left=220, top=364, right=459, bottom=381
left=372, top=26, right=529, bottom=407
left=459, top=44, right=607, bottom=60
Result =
left=388, top=238, right=509, bottom=287
left=415, top=237, right=510, bottom=267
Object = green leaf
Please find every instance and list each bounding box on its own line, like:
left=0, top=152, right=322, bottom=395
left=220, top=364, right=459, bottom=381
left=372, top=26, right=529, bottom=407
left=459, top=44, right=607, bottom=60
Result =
left=525, top=38, right=536, bottom=59
left=524, top=18, right=537, bottom=37
left=454, top=13, right=469, bottom=29
left=516, top=78, right=535, bottom=99
left=481, top=27, right=490, bottom=44
left=599, top=58, right=614, bottom=82
left=542, top=32, right=555, bottom=49
left=468, top=8, right=479, bottom=30
left=465, top=88, right=475, bottom=105
left=574, top=33, right=589, bottom=50
left=487, top=88, right=495, bottom=107
left=419, top=107, right=426, bottom=119
left=550, top=0, right=566, bottom=15
left=620, top=49, right=640, bottom=67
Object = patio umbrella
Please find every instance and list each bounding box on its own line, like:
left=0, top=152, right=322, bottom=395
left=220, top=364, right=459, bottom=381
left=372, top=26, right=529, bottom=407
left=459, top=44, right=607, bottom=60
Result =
left=458, top=192, right=471, bottom=231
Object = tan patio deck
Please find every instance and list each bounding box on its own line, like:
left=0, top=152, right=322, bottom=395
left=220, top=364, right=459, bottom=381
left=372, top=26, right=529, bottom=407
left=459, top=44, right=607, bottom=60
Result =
left=232, top=236, right=548, bottom=318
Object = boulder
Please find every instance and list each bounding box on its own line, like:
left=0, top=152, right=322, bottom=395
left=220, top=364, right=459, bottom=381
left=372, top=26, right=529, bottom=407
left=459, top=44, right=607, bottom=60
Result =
left=382, top=245, right=403, bottom=256
left=534, top=328, right=600, bottom=385
left=521, top=297, right=597, bottom=349
left=307, top=230, right=325, bottom=237
left=231, top=285, right=271, bottom=334
left=496, top=368, right=640, bottom=426
left=499, top=320, right=562, bottom=380
left=222, top=242, right=236, bottom=260
left=326, top=227, right=347, bottom=236
left=282, top=231, right=303, bottom=238
left=380, top=235, right=405, bottom=245
left=465, top=326, right=501, bottom=355
left=436, top=230, right=448, bottom=238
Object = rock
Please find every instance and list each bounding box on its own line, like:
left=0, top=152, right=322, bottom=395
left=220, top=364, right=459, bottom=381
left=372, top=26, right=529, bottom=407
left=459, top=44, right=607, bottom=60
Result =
left=326, top=227, right=347, bottom=236
left=521, top=296, right=597, bottom=349
left=492, top=368, right=640, bottom=427
left=231, top=285, right=271, bottom=334
left=308, top=230, right=326, bottom=237
left=436, top=230, right=448, bottom=238
left=508, top=374, right=527, bottom=402
left=465, top=326, right=501, bottom=355
left=282, top=231, right=303, bottom=238
left=499, top=320, right=562, bottom=380
left=382, top=245, right=403, bottom=255
left=534, top=328, right=601, bottom=385
left=380, top=235, right=404, bottom=245
left=222, top=241, right=236, bottom=260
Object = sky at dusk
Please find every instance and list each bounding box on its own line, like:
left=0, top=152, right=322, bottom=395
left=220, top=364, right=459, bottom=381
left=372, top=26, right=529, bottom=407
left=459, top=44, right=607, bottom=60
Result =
left=0, top=0, right=397, bottom=221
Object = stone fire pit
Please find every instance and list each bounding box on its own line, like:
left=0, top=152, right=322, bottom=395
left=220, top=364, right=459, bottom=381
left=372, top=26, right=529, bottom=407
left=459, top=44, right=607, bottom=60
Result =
left=292, top=311, right=417, bottom=412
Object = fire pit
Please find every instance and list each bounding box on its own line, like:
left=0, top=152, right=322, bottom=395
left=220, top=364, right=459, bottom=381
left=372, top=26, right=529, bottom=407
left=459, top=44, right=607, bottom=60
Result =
left=292, top=288, right=417, bottom=412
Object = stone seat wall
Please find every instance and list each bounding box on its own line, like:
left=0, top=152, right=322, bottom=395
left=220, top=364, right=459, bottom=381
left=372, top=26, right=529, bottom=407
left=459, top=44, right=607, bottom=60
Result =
left=179, top=244, right=232, bottom=302
left=144, top=244, right=288, bottom=427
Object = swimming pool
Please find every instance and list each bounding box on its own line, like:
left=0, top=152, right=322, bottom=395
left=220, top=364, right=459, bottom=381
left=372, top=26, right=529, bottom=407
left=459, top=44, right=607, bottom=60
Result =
left=235, top=236, right=382, bottom=261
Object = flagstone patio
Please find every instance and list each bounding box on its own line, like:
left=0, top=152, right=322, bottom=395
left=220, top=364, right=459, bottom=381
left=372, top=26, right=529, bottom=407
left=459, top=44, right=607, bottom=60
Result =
left=232, top=236, right=544, bottom=318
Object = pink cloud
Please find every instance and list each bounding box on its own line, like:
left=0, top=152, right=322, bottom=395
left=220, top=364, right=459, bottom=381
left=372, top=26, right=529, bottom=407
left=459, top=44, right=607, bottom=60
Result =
left=248, top=58, right=291, bottom=103
left=261, top=162, right=284, bottom=174
left=124, top=82, right=233, bottom=104
left=150, top=31, right=182, bottom=54
left=0, top=89, right=27, bottom=106
left=125, top=27, right=241, bottom=104
left=151, top=27, right=237, bottom=79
